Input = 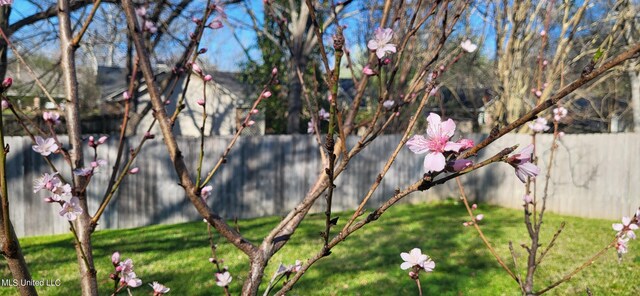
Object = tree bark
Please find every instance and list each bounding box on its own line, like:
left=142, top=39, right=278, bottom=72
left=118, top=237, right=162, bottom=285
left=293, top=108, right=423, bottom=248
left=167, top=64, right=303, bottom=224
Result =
left=57, top=1, right=98, bottom=295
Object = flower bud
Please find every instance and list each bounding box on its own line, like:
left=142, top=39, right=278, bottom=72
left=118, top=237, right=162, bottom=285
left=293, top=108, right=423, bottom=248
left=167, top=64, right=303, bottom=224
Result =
left=111, top=252, right=120, bottom=265
left=2, top=77, right=12, bottom=89
left=271, top=67, right=278, bottom=75
left=197, top=99, right=205, bottom=106
left=262, top=91, right=272, bottom=98
left=382, top=58, right=391, bottom=65
left=98, top=136, right=108, bottom=144
left=123, top=92, right=131, bottom=100
left=475, top=214, right=484, bottom=221
left=247, top=120, right=255, bottom=126
left=250, top=109, right=259, bottom=114
left=129, top=167, right=140, bottom=174
left=204, top=75, right=212, bottom=82
left=1, top=100, right=9, bottom=110
left=192, top=17, right=201, bottom=24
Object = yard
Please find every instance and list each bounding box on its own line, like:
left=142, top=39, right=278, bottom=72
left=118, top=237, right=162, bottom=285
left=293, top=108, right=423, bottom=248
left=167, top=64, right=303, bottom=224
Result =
left=1, top=201, right=636, bottom=295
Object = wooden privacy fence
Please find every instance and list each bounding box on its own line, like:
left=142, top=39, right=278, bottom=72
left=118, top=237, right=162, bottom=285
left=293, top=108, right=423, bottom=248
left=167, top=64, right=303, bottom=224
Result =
left=5, top=133, right=639, bottom=237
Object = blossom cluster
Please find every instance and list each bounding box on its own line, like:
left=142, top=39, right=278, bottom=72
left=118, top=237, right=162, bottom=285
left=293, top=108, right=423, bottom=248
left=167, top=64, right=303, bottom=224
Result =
left=33, top=173, right=83, bottom=221
left=612, top=212, right=640, bottom=256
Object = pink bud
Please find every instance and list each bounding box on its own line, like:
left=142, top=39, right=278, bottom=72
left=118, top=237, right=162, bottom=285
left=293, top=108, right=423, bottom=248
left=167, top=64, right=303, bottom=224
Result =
left=135, top=7, right=146, bottom=17
left=382, top=58, right=391, bottom=65
left=91, top=161, right=99, bottom=168
left=204, top=75, right=212, bottom=81
left=164, top=99, right=171, bottom=105
left=247, top=120, right=255, bottom=126
left=251, top=109, right=259, bottom=114
left=328, top=94, right=333, bottom=102
left=111, top=252, right=120, bottom=264
left=535, top=90, right=542, bottom=97
left=44, top=197, right=55, bottom=203
left=209, top=258, right=215, bottom=263
left=1, top=100, right=8, bottom=110
left=123, top=92, right=131, bottom=100
left=98, top=136, right=108, bottom=144
left=475, top=214, right=484, bottom=221
left=471, top=204, right=477, bottom=210
left=192, top=17, right=201, bottom=24
left=2, top=77, right=12, bottom=88
left=523, top=194, right=533, bottom=204
left=543, top=60, right=548, bottom=66
left=262, top=91, right=272, bottom=98
left=191, top=63, right=202, bottom=74
left=362, top=65, right=375, bottom=76
left=439, top=65, right=445, bottom=71
left=463, top=222, right=469, bottom=227
left=271, top=67, right=278, bottom=75
left=558, top=131, right=565, bottom=137
left=197, top=99, right=205, bottom=106
left=129, top=167, right=139, bottom=174
left=540, top=30, right=546, bottom=36
left=208, top=19, right=223, bottom=29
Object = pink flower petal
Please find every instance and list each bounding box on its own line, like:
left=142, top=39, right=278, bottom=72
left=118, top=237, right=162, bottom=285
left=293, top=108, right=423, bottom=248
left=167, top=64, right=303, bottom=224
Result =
left=424, top=152, right=446, bottom=173
left=406, top=135, right=429, bottom=154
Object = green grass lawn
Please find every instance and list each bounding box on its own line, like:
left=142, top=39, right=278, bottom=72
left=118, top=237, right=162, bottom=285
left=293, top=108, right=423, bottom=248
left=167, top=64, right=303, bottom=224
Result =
left=1, top=201, right=638, bottom=295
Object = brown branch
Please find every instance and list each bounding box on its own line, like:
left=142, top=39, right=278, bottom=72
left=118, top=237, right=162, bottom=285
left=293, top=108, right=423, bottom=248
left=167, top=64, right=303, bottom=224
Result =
left=121, top=0, right=257, bottom=257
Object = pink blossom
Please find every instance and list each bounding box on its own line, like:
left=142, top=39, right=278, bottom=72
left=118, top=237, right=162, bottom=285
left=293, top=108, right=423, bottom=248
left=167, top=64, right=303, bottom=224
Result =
left=215, top=271, right=232, bottom=287
left=144, top=20, right=158, bottom=33
left=201, top=185, right=213, bottom=200
left=98, top=136, right=108, bottom=144
left=59, top=197, right=83, bottom=221
left=318, top=108, right=330, bottom=121
left=612, top=216, right=638, bottom=239
left=123, top=92, right=131, bottom=100
left=616, top=237, right=629, bottom=254
left=460, top=40, right=477, bottom=53
left=291, top=260, right=302, bottom=273
left=471, top=204, right=477, bottom=210
left=1, top=100, right=8, bottom=110
left=32, top=136, right=59, bottom=156
left=33, top=172, right=61, bottom=193
left=363, top=65, right=375, bottom=76
left=523, top=194, right=533, bottom=204
left=262, top=91, right=272, bottom=98
left=150, top=282, right=170, bottom=295
left=117, top=258, right=142, bottom=287
left=406, top=113, right=466, bottom=173
left=51, top=183, right=72, bottom=202
left=528, top=117, right=549, bottom=133
left=129, top=167, right=140, bottom=174
left=457, top=138, right=474, bottom=150
left=507, top=144, right=540, bottom=183
left=135, top=6, right=147, bottom=17
left=553, top=107, right=568, bottom=122
left=383, top=100, right=395, bottom=110
left=367, top=28, right=396, bottom=59
left=400, top=248, right=435, bottom=272
left=43, top=111, right=61, bottom=125
left=307, top=119, right=316, bottom=134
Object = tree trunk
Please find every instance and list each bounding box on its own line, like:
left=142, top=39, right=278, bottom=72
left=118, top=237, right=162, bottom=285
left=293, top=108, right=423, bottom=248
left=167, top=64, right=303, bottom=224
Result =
left=57, top=1, right=98, bottom=295
left=286, top=57, right=306, bottom=134
left=241, top=253, right=266, bottom=296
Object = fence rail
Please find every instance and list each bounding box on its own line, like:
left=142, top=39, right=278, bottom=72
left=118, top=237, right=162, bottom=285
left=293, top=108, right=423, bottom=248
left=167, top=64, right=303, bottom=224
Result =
left=6, top=133, right=639, bottom=237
